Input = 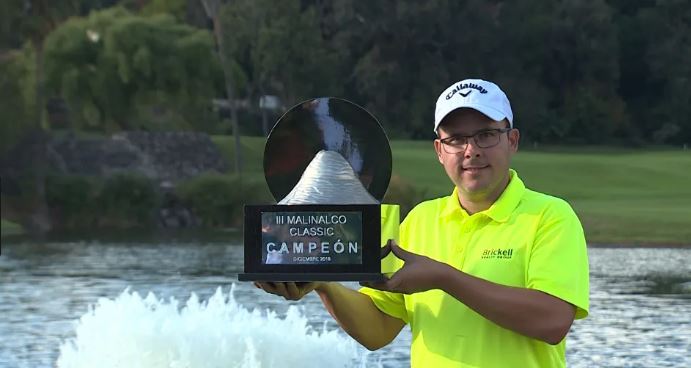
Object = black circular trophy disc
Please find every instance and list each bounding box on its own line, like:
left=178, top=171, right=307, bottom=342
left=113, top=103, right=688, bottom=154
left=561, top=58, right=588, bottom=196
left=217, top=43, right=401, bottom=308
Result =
left=264, top=98, right=392, bottom=203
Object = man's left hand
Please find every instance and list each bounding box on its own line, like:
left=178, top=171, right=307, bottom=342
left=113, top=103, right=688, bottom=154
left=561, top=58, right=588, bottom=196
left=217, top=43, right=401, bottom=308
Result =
left=361, top=240, right=451, bottom=294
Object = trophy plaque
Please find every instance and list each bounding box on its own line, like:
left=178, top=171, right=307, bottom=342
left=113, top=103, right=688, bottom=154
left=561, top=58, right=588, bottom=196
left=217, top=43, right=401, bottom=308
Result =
left=238, top=98, right=400, bottom=282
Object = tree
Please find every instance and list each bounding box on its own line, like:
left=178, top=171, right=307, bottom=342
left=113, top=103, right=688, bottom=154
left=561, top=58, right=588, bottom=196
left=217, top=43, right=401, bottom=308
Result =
left=219, top=0, right=341, bottom=130
left=44, top=7, right=222, bottom=132
left=0, top=49, right=34, bottom=156
left=201, top=0, right=243, bottom=173
left=0, top=0, right=82, bottom=234
left=640, top=1, right=691, bottom=144
left=537, top=0, right=622, bottom=143
left=315, top=0, right=512, bottom=138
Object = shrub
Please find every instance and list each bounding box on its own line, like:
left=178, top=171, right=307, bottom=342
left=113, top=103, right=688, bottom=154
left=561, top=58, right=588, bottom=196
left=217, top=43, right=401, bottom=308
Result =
left=176, top=173, right=272, bottom=227
left=1, top=219, right=24, bottom=236
left=96, top=173, right=160, bottom=227
left=46, top=174, right=99, bottom=227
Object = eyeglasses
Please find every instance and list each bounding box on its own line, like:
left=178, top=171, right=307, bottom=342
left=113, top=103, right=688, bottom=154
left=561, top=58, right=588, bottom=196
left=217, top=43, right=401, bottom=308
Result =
left=438, top=128, right=512, bottom=154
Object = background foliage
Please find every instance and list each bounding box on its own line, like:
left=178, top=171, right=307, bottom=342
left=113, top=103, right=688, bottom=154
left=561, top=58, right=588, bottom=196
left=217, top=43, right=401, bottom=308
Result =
left=45, top=173, right=161, bottom=228
left=1, top=0, right=689, bottom=147
left=175, top=173, right=272, bottom=227
left=43, top=7, right=222, bottom=132
left=0, top=0, right=689, bottom=241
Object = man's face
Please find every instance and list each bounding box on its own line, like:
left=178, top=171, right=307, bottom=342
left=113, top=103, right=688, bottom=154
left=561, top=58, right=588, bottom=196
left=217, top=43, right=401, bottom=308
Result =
left=433, top=108, right=520, bottom=201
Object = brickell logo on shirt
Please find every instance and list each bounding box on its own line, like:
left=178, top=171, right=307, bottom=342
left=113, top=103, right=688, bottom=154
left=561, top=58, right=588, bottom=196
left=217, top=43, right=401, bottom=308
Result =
left=481, top=248, right=514, bottom=259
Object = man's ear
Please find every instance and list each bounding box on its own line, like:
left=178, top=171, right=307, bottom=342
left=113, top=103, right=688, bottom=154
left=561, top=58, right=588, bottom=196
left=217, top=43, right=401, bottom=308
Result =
left=508, top=128, right=520, bottom=152
left=433, top=139, right=444, bottom=164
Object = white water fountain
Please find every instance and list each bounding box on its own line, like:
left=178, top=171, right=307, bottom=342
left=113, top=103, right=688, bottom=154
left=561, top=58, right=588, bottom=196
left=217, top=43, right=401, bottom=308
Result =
left=57, top=285, right=375, bottom=368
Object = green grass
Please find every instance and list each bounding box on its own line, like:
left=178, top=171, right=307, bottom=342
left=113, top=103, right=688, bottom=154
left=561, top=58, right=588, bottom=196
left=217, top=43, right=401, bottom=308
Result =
left=1, top=219, right=24, bottom=237
left=390, top=140, right=452, bottom=195
left=512, top=151, right=691, bottom=245
left=213, top=136, right=691, bottom=245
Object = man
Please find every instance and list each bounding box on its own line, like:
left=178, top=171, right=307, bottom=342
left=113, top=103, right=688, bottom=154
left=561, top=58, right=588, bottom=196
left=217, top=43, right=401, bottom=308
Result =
left=256, top=79, right=589, bottom=367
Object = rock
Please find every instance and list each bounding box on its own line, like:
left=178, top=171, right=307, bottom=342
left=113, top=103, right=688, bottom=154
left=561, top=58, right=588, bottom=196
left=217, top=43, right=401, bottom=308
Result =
left=48, top=131, right=229, bottom=183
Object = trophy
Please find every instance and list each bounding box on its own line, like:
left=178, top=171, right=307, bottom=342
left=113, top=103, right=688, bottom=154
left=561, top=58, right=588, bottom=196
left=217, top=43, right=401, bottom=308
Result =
left=238, top=98, right=401, bottom=282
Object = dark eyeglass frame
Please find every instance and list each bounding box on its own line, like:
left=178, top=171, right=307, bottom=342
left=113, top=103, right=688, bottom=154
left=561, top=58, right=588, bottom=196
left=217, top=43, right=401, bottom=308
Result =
left=437, top=128, right=512, bottom=153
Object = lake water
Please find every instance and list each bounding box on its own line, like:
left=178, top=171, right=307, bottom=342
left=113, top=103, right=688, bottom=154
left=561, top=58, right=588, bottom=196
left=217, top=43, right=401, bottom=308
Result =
left=0, top=239, right=689, bottom=367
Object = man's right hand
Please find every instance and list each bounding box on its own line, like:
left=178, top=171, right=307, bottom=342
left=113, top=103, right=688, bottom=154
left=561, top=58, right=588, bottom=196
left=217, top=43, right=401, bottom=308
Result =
left=254, top=281, right=323, bottom=301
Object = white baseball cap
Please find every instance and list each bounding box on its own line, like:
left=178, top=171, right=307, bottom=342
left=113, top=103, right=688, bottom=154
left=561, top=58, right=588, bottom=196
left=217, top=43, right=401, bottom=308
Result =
left=434, top=78, right=513, bottom=133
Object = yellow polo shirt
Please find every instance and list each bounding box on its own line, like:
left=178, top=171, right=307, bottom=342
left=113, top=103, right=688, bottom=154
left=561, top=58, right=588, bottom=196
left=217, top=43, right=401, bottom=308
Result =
left=361, top=170, right=589, bottom=368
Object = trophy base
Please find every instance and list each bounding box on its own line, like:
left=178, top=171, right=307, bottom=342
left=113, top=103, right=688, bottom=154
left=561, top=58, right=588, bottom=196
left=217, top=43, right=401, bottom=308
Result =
left=237, top=273, right=386, bottom=282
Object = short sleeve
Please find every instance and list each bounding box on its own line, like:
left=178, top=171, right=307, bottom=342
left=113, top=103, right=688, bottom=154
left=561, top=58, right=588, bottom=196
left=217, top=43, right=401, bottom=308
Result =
left=527, top=200, right=590, bottom=319
left=358, top=205, right=411, bottom=323
left=358, top=287, right=409, bottom=323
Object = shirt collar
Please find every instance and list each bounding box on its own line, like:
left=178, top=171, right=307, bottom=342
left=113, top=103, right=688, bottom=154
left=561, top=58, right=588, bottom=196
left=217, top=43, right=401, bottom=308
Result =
left=440, top=186, right=468, bottom=219
left=440, top=169, right=525, bottom=222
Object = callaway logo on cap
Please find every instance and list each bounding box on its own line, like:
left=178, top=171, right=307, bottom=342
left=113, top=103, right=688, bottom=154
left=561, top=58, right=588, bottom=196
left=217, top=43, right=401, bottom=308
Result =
left=434, top=78, right=514, bottom=133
